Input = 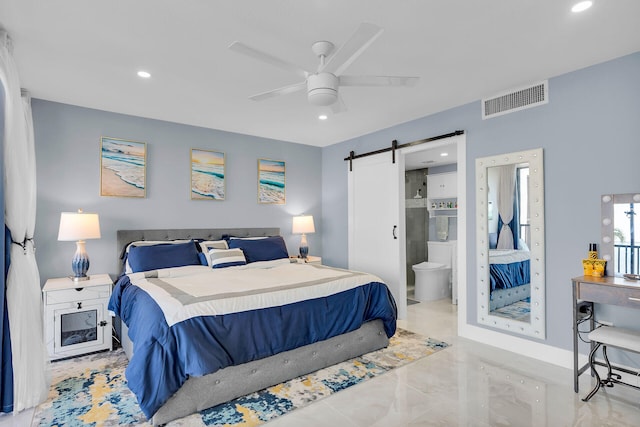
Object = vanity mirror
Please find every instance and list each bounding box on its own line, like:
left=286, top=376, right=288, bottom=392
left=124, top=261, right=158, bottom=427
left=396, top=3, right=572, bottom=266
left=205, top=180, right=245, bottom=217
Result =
left=601, top=193, right=640, bottom=277
left=476, top=148, right=545, bottom=338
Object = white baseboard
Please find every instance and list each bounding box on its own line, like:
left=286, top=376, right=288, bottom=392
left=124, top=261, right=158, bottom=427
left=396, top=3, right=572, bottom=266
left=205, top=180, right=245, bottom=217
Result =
left=459, top=323, right=587, bottom=370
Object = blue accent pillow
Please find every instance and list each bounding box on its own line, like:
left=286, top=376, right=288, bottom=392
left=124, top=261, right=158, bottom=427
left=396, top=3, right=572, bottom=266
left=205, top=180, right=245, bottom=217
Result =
left=127, top=241, right=202, bottom=273
left=228, top=236, right=289, bottom=263
left=198, top=252, right=208, bottom=266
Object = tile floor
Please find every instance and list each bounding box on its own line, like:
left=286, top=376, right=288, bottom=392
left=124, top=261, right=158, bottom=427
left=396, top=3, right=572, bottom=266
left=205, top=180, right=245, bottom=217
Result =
left=2, top=299, right=640, bottom=426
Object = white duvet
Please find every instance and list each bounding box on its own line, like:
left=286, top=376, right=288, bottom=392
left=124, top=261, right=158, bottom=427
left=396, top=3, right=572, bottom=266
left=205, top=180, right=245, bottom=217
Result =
left=126, top=260, right=383, bottom=326
left=489, top=249, right=530, bottom=265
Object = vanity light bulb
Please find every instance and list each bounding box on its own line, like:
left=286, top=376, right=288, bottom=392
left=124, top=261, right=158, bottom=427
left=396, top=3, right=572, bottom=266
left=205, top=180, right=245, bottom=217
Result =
left=603, top=236, right=611, bottom=243
left=602, top=195, right=612, bottom=203
left=602, top=218, right=612, bottom=226
left=634, top=194, right=640, bottom=202
left=603, top=254, right=611, bottom=261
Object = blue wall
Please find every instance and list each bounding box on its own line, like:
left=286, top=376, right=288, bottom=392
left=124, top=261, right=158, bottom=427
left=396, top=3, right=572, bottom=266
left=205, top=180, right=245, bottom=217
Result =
left=32, top=100, right=322, bottom=280
left=322, top=51, right=640, bottom=351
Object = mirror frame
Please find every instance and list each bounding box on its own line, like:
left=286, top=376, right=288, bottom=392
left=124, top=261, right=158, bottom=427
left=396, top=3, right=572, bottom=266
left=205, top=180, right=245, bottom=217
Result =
left=476, top=148, right=546, bottom=339
left=601, top=192, right=640, bottom=276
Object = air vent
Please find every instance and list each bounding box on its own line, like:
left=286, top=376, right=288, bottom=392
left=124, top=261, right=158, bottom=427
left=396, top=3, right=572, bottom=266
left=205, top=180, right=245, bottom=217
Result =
left=482, top=81, right=548, bottom=119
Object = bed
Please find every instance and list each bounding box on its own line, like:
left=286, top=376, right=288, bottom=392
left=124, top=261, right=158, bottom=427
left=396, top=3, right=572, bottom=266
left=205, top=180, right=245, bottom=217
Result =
left=489, top=248, right=531, bottom=311
left=109, top=228, right=397, bottom=425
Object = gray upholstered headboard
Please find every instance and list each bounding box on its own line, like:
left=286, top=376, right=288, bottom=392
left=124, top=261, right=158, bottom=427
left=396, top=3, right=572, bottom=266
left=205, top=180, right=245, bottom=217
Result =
left=116, top=228, right=280, bottom=261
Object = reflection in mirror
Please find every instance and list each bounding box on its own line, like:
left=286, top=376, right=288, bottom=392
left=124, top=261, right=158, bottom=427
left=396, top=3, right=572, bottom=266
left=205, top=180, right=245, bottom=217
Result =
left=476, top=148, right=545, bottom=339
left=486, top=163, right=531, bottom=321
left=601, top=193, right=640, bottom=276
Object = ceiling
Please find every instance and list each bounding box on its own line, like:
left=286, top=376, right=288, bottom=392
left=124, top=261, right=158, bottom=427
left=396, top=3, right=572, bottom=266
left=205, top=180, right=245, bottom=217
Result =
left=1, top=1, right=639, bottom=148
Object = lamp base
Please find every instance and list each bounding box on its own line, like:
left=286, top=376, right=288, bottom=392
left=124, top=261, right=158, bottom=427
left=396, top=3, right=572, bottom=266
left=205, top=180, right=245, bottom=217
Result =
left=299, top=233, right=309, bottom=259
left=69, top=275, right=90, bottom=282
left=71, top=240, right=90, bottom=281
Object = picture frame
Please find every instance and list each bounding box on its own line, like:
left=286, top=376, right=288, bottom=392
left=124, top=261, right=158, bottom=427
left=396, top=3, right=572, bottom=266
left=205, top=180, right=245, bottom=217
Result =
left=191, top=149, right=226, bottom=200
left=100, top=137, right=146, bottom=198
left=258, top=159, right=285, bottom=204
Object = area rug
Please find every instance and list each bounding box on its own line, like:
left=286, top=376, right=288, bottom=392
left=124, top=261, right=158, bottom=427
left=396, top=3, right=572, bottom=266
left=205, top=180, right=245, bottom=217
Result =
left=33, top=329, right=449, bottom=427
left=492, top=299, right=531, bottom=322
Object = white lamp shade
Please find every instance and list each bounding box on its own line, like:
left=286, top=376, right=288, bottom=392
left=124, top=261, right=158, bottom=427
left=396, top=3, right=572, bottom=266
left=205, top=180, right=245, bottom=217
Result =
left=292, top=215, right=315, bottom=234
left=58, top=211, right=101, bottom=241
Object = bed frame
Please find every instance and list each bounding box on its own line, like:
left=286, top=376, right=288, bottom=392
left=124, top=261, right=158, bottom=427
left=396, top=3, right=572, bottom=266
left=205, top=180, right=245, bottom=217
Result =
left=116, top=228, right=390, bottom=426
left=489, top=283, right=530, bottom=311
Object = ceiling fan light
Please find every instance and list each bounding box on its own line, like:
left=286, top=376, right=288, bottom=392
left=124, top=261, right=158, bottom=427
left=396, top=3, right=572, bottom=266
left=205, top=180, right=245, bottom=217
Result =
left=308, top=88, right=337, bottom=106
left=307, top=73, right=339, bottom=106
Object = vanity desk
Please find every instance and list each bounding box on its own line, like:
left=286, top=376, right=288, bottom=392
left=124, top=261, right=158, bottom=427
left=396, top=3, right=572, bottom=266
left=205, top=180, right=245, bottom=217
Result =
left=572, top=275, right=640, bottom=393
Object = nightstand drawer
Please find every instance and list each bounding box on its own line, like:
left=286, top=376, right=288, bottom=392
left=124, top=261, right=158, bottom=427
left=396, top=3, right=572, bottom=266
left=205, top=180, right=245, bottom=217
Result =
left=46, top=285, right=111, bottom=305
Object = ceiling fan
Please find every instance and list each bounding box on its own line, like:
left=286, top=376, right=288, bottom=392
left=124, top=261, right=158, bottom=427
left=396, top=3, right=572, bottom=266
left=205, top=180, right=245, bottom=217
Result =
left=228, top=23, right=419, bottom=113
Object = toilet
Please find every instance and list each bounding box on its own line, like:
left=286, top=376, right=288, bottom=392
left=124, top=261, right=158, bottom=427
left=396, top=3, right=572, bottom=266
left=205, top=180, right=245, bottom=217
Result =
left=412, top=241, right=456, bottom=302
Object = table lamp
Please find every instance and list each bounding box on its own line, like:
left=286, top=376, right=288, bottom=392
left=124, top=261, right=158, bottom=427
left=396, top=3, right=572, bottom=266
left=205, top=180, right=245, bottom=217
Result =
left=292, top=215, right=315, bottom=259
left=57, top=209, right=101, bottom=281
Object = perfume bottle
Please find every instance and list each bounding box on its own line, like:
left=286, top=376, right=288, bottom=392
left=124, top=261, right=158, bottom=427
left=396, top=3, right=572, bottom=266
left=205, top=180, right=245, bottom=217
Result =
left=588, top=243, right=598, bottom=260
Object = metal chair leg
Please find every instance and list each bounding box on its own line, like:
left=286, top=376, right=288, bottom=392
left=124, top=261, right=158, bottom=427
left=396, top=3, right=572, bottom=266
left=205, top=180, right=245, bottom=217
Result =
left=602, top=345, right=621, bottom=383
left=583, top=342, right=603, bottom=402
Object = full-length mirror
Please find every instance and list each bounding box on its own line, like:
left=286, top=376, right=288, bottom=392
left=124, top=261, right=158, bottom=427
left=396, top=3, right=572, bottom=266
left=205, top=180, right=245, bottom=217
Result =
left=476, top=148, right=545, bottom=338
left=601, top=193, right=640, bottom=276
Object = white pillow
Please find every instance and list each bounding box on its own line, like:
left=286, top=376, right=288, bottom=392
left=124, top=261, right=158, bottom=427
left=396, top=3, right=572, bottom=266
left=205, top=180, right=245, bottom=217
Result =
left=198, top=240, right=229, bottom=266
left=209, top=248, right=247, bottom=269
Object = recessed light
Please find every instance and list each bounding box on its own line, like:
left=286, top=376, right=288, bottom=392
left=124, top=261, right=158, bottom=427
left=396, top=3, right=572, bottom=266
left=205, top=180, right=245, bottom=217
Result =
left=318, top=114, right=328, bottom=120
left=440, top=152, right=449, bottom=157
left=571, top=1, right=592, bottom=13
left=137, top=70, right=151, bottom=78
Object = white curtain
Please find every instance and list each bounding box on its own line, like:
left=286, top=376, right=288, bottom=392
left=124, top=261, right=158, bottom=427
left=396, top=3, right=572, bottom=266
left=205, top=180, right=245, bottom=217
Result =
left=496, top=164, right=516, bottom=250
left=0, top=30, right=50, bottom=412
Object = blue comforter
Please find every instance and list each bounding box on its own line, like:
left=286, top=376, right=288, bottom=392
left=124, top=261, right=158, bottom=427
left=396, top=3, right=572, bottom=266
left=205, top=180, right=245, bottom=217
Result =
left=489, top=259, right=530, bottom=292
left=108, top=273, right=397, bottom=419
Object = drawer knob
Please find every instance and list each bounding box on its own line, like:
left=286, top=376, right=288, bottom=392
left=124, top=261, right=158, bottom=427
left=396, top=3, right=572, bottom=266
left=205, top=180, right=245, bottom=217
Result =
left=99, top=320, right=107, bottom=327
left=77, top=302, right=82, bottom=309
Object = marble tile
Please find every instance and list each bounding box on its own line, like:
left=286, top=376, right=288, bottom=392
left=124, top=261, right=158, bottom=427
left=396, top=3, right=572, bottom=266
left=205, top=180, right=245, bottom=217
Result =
left=315, top=299, right=640, bottom=426
left=322, top=373, right=432, bottom=427
left=266, top=400, right=358, bottom=427
left=0, top=409, right=34, bottom=427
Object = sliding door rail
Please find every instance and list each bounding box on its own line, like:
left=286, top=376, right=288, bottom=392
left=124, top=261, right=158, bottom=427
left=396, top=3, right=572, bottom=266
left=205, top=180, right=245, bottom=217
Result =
left=344, top=130, right=464, bottom=171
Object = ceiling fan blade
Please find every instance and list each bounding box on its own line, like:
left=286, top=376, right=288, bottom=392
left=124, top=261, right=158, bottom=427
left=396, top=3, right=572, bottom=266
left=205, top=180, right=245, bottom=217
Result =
left=330, top=95, right=347, bottom=113
left=229, top=41, right=309, bottom=78
left=320, top=23, right=384, bottom=76
left=249, top=81, right=306, bottom=101
left=339, top=75, right=420, bottom=87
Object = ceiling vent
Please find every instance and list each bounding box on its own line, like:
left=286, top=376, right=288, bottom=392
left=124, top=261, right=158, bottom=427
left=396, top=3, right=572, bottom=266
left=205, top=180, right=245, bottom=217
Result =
left=482, top=80, right=548, bottom=119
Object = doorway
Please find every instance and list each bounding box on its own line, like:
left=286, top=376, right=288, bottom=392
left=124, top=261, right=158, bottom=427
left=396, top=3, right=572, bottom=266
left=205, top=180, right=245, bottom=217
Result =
left=348, top=133, right=466, bottom=325
left=404, top=141, right=459, bottom=305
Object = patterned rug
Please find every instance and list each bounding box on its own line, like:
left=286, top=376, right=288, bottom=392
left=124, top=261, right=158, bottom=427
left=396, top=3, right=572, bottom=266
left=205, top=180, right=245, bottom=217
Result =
left=33, top=329, right=448, bottom=426
left=491, top=299, right=531, bottom=322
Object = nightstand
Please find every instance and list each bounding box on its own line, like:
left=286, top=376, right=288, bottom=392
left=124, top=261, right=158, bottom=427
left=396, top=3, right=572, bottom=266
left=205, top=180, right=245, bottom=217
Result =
left=42, top=274, right=113, bottom=360
left=291, top=256, right=322, bottom=265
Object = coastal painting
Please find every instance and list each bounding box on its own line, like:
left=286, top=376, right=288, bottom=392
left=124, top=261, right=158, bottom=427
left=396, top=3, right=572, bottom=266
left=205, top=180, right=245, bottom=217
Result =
left=100, top=137, right=146, bottom=198
left=191, top=149, right=225, bottom=200
left=258, top=159, right=285, bottom=204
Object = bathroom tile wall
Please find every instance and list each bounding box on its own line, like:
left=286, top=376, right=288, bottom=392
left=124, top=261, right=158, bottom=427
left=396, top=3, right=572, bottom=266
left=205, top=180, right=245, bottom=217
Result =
left=405, top=169, right=429, bottom=290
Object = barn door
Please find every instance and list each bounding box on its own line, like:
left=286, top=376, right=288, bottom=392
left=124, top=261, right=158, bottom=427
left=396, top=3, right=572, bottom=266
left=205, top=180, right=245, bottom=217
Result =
left=348, top=151, right=407, bottom=319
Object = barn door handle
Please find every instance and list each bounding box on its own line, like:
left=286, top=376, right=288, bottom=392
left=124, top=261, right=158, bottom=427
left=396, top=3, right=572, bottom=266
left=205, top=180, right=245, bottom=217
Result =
left=392, top=225, right=398, bottom=239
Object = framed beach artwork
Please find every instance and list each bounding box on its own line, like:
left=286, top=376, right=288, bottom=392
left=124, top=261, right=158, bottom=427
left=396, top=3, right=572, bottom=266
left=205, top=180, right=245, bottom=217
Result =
left=191, top=149, right=225, bottom=200
left=258, top=159, right=285, bottom=204
left=100, top=137, right=146, bottom=198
